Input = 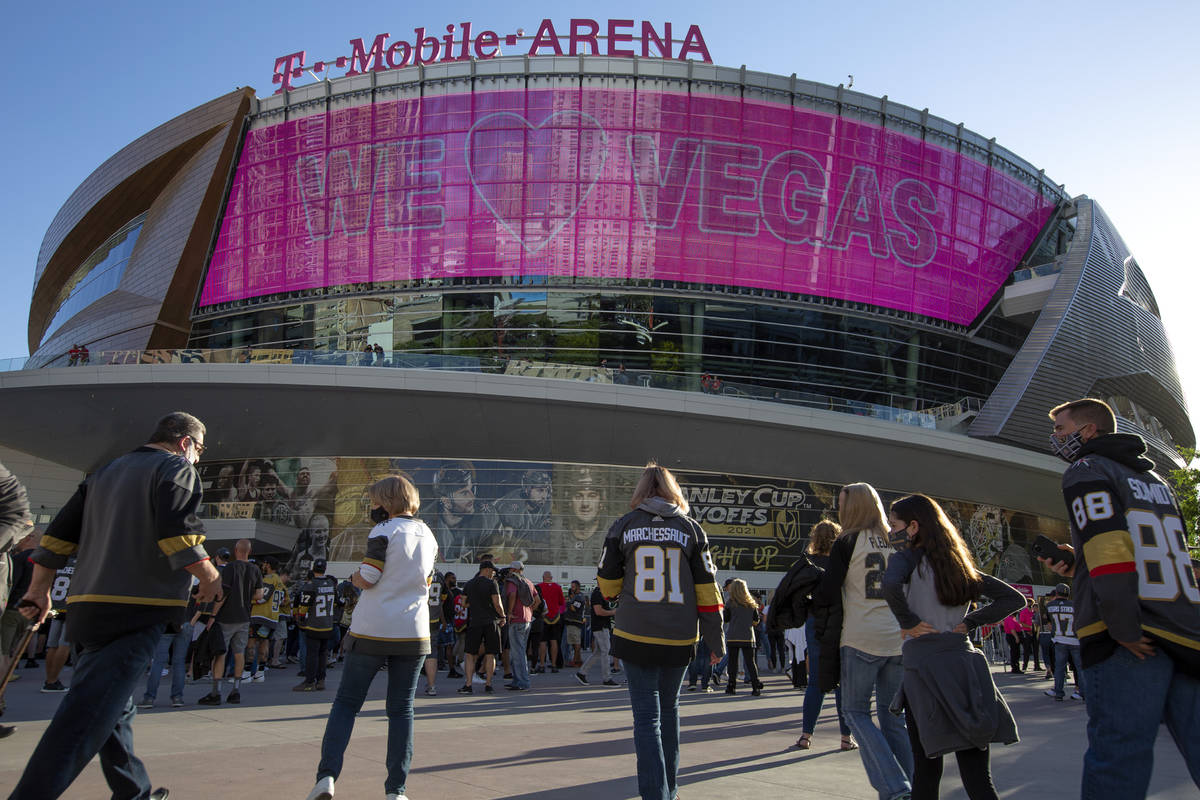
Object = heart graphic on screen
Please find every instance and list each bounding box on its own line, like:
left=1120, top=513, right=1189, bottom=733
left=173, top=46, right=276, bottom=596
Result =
left=466, top=111, right=608, bottom=254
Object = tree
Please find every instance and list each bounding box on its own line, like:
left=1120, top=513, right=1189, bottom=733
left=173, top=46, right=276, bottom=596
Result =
left=1167, top=447, right=1200, bottom=550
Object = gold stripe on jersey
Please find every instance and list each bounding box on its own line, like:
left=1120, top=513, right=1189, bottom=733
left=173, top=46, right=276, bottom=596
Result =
left=1077, top=620, right=1107, bottom=638
left=40, top=535, right=78, bottom=556
left=1144, top=625, right=1200, bottom=651
left=362, top=558, right=385, bottom=570
left=68, top=594, right=187, bottom=607
left=158, top=534, right=206, bottom=557
left=695, top=583, right=723, bottom=608
left=598, top=576, right=623, bottom=599
left=1082, top=529, right=1135, bottom=569
left=350, top=632, right=431, bottom=642
left=614, top=627, right=698, bottom=647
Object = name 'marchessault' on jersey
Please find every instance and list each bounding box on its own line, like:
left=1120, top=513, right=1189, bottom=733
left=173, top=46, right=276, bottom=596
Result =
left=597, top=496, right=726, bottom=666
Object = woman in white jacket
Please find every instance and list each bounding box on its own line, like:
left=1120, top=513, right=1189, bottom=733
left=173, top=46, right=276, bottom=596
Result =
left=306, top=475, right=438, bottom=800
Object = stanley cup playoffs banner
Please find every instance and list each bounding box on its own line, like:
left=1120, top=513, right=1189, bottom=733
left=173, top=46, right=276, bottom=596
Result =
left=201, top=88, right=1056, bottom=325
left=198, top=457, right=1068, bottom=584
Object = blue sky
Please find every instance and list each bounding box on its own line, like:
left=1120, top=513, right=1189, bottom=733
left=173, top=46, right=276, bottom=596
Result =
left=2, top=0, right=1198, bottom=427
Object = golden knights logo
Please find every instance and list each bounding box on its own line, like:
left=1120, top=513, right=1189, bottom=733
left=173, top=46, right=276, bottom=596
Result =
left=772, top=509, right=804, bottom=549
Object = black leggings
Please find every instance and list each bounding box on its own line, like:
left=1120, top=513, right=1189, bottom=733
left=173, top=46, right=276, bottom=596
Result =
left=726, top=645, right=760, bottom=690
left=906, top=707, right=999, bottom=800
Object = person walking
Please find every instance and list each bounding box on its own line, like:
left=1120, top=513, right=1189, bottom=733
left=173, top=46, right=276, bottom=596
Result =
left=797, top=519, right=855, bottom=751
left=305, top=475, right=437, bottom=800
left=882, top=493, right=1025, bottom=800
left=10, top=411, right=220, bottom=800
left=598, top=462, right=725, bottom=800
left=723, top=578, right=764, bottom=695
left=813, top=482, right=913, bottom=800
left=1041, top=398, right=1200, bottom=797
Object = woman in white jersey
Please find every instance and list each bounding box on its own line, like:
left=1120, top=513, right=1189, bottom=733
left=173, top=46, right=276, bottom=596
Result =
left=814, top=483, right=913, bottom=800
left=305, top=476, right=438, bottom=800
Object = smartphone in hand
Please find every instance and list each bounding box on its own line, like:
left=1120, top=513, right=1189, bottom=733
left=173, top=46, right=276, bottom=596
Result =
left=1032, top=535, right=1075, bottom=569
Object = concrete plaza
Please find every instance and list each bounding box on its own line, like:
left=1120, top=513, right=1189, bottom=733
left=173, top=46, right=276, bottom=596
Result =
left=0, top=658, right=1194, bottom=799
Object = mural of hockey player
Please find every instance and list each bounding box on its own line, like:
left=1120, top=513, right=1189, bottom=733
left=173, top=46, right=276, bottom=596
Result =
left=486, top=468, right=552, bottom=564
left=547, top=465, right=614, bottom=566
left=962, top=503, right=1032, bottom=583
left=424, top=461, right=498, bottom=563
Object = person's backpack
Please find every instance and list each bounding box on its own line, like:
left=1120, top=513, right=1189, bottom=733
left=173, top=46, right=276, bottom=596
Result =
left=767, top=553, right=824, bottom=631
left=510, top=574, right=541, bottom=610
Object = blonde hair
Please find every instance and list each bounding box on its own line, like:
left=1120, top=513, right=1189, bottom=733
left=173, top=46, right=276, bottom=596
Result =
left=838, top=483, right=889, bottom=538
left=806, top=519, right=842, bottom=555
left=630, top=461, right=690, bottom=514
left=728, top=578, right=758, bottom=609
left=369, top=475, right=420, bottom=517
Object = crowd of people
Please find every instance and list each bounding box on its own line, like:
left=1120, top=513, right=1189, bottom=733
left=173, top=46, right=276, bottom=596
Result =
left=2, top=397, right=1199, bottom=800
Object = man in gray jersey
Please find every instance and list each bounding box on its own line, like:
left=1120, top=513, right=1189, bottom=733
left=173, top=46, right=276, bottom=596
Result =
left=11, top=411, right=220, bottom=800
left=1043, top=398, right=1200, bottom=798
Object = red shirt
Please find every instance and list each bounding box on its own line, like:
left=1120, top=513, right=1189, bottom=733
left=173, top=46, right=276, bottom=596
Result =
left=537, top=581, right=565, bottom=621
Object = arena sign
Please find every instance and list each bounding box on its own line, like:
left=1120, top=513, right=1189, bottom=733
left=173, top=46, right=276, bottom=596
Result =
left=203, top=89, right=1056, bottom=325
left=273, top=19, right=712, bottom=93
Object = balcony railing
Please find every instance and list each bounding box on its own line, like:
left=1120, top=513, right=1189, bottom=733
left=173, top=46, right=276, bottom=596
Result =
left=2, top=346, right=975, bottom=430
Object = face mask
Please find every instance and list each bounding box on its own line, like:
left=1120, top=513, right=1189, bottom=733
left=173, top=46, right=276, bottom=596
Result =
left=887, top=527, right=910, bottom=550
left=1049, top=429, right=1085, bottom=463
left=369, top=507, right=390, bottom=524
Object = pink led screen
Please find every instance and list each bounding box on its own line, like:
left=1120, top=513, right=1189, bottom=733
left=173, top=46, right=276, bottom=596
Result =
left=201, top=88, right=1057, bottom=324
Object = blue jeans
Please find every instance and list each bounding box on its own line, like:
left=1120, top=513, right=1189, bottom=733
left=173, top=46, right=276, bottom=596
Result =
left=509, top=622, right=532, bottom=688
left=1053, top=642, right=1085, bottom=698
left=143, top=622, right=192, bottom=702
left=840, top=646, right=913, bottom=800
left=624, top=660, right=688, bottom=800
left=317, top=650, right=424, bottom=795
left=11, top=622, right=166, bottom=800
left=686, top=639, right=712, bottom=688
left=802, top=621, right=850, bottom=736
left=1081, top=646, right=1200, bottom=798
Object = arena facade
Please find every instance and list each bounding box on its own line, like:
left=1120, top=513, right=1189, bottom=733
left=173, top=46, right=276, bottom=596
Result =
left=0, top=20, right=1191, bottom=590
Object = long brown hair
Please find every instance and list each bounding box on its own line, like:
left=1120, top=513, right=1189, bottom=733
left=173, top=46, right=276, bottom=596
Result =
left=890, top=494, right=983, bottom=606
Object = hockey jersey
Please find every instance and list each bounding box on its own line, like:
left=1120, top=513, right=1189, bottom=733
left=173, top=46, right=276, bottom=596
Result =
left=598, top=497, right=726, bottom=666
left=1061, top=433, right=1200, bottom=674
left=251, top=572, right=288, bottom=624
left=295, top=574, right=339, bottom=638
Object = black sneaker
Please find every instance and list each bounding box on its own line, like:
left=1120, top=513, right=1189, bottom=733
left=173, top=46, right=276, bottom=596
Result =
left=293, top=682, right=316, bottom=692
left=149, top=789, right=169, bottom=800
left=575, top=672, right=589, bottom=686
left=226, top=690, right=241, bottom=704
left=687, top=683, right=697, bottom=692
left=602, top=679, right=619, bottom=686
left=136, top=697, right=155, bottom=709
left=505, top=684, right=527, bottom=691
left=484, top=684, right=495, bottom=694
left=315, top=680, right=325, bottom=690
left=171, top=697, right=185, bottom=708
left=23, top=659, right=39, bottom=669
left=0, top=725, right=15, bottom=739
left=197, top=692, right=221, bottom=706
left=41, top=681, right=68, bottom=693
left=457, top=685, right=473, bottom=694
left=447, top=670, right=463, bottom=679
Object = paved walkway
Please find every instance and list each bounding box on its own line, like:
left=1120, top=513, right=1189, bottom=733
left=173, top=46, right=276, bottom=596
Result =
left=0, top=658, right=1194, bottom=798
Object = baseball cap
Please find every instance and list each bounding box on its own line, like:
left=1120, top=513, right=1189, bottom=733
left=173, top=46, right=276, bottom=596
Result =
left=510, top=560, right=524, bottom=571
left=1054, top=583, right=1070, bottom=597
left=217, top=547, right=232, bottom=560
left=313, top=558, right=328, bottom=573
left=479, top=559, right=496, bottom=571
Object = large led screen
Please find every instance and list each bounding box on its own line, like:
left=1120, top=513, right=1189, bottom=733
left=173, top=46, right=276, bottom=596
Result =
left=201, top=88, right=1058, bottom=325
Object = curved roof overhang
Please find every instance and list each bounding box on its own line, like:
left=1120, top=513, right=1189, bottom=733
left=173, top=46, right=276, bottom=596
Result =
left=0, top=365, right=1067, bottom=518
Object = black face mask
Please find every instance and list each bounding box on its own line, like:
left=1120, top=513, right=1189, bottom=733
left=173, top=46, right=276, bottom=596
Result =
left=369, top=507, right=390, bottom=524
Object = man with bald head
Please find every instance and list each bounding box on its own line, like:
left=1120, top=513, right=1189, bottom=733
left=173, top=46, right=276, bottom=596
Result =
left=198, top=538, right=263, bottom=705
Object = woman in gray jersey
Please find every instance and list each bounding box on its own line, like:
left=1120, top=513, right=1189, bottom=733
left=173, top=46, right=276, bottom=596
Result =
left=883, top=494, right=1024, bottom=800
left=813, top=483, right=913, bottom=800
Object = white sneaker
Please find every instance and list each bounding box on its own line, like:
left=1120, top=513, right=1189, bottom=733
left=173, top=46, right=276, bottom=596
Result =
left=305, top=776, right=334, bottom=800
left=240, top=671, right=251, bottom=680
left=385, top=794, right=408, bottom=800
left=1070, top=691, right=1084, bottom=700
left=252, top=672, right=266, bottom=683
